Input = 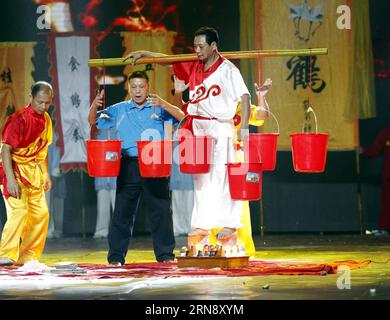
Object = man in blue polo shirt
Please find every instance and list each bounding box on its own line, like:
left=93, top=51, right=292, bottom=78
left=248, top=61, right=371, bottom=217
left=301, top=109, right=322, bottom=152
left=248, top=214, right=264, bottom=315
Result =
left=88, top=70, right=184, bottom=265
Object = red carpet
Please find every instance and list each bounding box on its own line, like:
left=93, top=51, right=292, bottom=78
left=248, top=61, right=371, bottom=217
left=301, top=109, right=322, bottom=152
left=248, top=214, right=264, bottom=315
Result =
left=0, top=260, right=370, bottom=279
left=77, top=260, right=370, bottom=278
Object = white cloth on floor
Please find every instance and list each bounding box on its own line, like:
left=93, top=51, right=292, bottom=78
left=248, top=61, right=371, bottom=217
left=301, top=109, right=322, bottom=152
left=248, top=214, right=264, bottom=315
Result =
left=17, top=260, right=54, bottom=272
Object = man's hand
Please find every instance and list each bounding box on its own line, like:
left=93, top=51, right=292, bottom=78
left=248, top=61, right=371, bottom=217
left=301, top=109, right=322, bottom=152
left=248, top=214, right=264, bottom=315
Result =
left=7, top=177, right=21, bottom=199
left=122, top=51, right=170, bottom=66
left=122, top=51, right=153, bottom=65
left=146, top=93, right=185, bottom=121
left=1, top=143, right=21, bottom=199
left=173, top=75, right=189, bottom=93
left=88, top=89, right=105, bottom=125
left=92, top=89, right=104, bottom=109
left=43, top=173, right=52, bottom=191
left=146, top=93, right=165, bottom=108
left=255, top=78, right=272, bottom=97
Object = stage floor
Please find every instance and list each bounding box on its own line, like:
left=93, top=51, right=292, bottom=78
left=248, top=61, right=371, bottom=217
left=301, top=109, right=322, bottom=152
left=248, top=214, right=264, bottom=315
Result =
left=0, top=234, right=389, bottom=300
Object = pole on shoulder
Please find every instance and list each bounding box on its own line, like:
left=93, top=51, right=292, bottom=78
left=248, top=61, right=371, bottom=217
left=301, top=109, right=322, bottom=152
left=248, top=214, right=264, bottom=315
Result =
left=88, top=48, right=328, bottom=68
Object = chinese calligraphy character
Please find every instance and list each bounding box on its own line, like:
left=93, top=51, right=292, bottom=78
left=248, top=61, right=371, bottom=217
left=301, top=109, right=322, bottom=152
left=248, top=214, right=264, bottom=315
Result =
left=286, top=55, right=326, bottom=93
left=72, top=127, right=83, bottom=142
left=68, top=56, right=80, bottom=72
left=1, top=68, right=12, bottom=83
left=70, top=92, right=81, bottom=108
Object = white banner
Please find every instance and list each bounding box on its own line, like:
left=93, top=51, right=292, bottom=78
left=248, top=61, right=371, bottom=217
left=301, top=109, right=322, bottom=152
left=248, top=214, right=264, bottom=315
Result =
left=54, top=36, right=91, bottom=165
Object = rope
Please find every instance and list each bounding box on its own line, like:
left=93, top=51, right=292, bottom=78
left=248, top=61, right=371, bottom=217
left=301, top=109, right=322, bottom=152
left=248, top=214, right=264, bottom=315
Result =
left=102, top=64, right=106, bottom=110
left=305, top=49, right=318, bottom=133
left=309, top=48, right=313, bottom=109
left=257, top=55, right=262, bottom=95
left=152, top=63, right=156, bottom=116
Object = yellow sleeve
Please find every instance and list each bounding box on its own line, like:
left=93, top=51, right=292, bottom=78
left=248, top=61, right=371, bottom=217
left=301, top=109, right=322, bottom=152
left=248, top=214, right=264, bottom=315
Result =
left=39, top=113, right=53, bottom=175
left=44, top=113, right=53, bottom=146
left=249, top=107, right=265, bottom=127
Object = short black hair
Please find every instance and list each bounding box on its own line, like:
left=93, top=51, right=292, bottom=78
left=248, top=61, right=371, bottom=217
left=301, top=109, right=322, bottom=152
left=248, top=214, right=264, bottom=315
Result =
left=194, top=26, right=219, bottom=46
left=31, top=81, right=54, bottom=98
left=128, top=70, right=149, bottom=83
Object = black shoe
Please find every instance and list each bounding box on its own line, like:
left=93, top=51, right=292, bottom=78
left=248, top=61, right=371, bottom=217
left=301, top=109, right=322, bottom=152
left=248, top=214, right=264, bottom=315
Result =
left=160, top=258, right=175, bottom=263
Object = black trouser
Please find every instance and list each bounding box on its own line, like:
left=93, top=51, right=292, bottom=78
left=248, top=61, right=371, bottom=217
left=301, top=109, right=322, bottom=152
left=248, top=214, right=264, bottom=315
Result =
left=107, top=157, right=175, bottom=264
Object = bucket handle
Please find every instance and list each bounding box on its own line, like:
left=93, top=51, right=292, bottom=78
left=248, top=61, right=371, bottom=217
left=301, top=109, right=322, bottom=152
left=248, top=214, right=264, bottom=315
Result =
left=301, top=106, right=318, bottom=134
left=255, top=106, right=280, bottom=134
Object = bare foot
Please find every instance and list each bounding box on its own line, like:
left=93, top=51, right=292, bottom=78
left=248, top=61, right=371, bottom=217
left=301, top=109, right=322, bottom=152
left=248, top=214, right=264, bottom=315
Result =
left=188, top=228, right=209, bottom=236
left=216, top=227, right=236, bottom=240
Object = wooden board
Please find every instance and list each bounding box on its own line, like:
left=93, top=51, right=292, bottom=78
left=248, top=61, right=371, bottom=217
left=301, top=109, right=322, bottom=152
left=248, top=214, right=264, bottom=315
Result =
left=177, top=256, right=250, bottom=269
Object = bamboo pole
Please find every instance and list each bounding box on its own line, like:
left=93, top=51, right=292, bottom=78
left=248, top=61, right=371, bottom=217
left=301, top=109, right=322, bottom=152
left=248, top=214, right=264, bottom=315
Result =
left=88, top=48, right=328, bottom=67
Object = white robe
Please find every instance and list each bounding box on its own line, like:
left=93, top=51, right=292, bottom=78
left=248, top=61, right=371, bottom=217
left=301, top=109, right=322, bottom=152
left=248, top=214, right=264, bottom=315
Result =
left=175, top=57, right=250, bottom=229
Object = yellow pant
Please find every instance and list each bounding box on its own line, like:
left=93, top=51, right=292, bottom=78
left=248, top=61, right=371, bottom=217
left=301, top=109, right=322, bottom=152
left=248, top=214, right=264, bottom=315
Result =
left=210, top=149, right=256, bottom=257
left=237, top=201, right=256, bottom=257
left=0, top=184, right=49, bottom=264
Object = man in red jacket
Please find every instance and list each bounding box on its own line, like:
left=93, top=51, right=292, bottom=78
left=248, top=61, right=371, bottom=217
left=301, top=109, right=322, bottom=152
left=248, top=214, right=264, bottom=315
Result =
left=0, top=81, right=53, bottom=266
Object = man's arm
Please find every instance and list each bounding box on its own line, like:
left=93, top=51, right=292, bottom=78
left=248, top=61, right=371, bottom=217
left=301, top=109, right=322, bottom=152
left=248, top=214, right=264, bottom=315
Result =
left=237, top=93, right=251, bottom=142
left=173, top=76, right=189, bottom=108
left=1, top=144, right=21, bottom=198
left=147, top=94, right=185, bottom=121
left=40, top=155, right=52, bottom=192
left=88, top=89, right=105, bottom=126
left=123, top=51, right=171, bottom=66
left=254, top=78, right=272, bottom=120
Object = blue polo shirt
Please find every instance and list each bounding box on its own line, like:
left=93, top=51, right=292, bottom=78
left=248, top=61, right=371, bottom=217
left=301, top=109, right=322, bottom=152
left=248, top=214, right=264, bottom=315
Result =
left=97, top=99, right=177, bottom=157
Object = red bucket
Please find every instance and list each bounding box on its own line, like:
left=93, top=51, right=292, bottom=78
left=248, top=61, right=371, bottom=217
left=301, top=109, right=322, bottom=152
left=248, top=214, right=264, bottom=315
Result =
left=178, top=135, right=214, bottom=174
left=137, top=140, right=173, bottom=177
left=86, top=140, right=122, bottom=177
left=244, top=133, right=279, bottom=171
left=290, top=133, right=329, bottom=173
left=226, top=162, right=263, bottom=200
